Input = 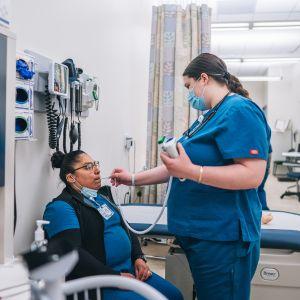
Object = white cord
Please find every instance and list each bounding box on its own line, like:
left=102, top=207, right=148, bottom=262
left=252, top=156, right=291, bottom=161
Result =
left=133, top=140, right=136, bottom=174
left=113, top=177, right=173, bottom=235
left=131, top=174, right=135, bottom=186
left=110, top=134, right=184, bottom=234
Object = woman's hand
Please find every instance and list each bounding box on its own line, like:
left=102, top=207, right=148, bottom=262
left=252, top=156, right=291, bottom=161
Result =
left=120, top=272, right=135, bottom=279
left=134, top=259, right=152, bottom=281
left=110, top=168, right=132, bottom=187
left=160, top=143, right=198, bottom=181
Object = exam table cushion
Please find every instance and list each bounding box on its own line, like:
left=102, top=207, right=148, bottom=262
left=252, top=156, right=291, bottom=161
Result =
left=121, top=205, right=300, bottom=251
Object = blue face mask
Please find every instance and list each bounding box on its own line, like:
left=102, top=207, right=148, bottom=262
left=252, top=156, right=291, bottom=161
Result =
left=81, top=186, right=98, bottom=199
left=187, top=84, right=207, bottom=111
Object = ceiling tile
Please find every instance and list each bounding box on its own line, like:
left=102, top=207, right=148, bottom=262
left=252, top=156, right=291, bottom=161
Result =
left=255, top=0, right=299, bottom=13
left=216, top=0, right=257, bottom=15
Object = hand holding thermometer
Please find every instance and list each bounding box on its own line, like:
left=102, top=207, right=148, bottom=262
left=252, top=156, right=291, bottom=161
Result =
left=109, top=137, right=176, bottom=235
left=110, top=136, right=184, bottom=235
left=158, top=136, right=179, bottom=158
left=158, top=136, right=186, bottom=182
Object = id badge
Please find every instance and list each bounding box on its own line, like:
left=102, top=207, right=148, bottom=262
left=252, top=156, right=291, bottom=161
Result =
left=98, top=204, right=114, bottom=220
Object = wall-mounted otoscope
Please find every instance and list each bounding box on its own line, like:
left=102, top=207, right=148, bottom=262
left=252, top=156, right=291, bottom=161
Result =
left=24, top=50, right=100, bottom=152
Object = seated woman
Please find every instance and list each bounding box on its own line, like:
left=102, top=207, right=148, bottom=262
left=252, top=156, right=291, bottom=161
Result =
left=44, top=150, right=183, bottom=300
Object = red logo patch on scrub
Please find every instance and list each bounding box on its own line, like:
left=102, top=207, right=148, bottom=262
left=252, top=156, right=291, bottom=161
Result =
left=250, top=149, right=259, bottom=155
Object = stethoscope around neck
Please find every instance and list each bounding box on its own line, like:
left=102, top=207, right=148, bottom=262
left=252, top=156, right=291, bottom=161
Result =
left=182, top=91, right=231, bottom=140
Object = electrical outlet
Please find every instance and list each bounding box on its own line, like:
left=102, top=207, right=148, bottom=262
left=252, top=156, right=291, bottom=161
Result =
left=125, top=135, right=134, bottom=150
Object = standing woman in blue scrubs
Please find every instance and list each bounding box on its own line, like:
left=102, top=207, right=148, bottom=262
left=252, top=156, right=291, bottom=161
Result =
left=111, top=53, right=271, bottom=300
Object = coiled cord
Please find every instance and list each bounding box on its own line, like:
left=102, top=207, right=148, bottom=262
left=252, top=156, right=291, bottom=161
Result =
left=56, top=117, right=60, bottom=152
left=45, top=87, right=58, bottom=149
left=78, top=121, right=81, bottom=150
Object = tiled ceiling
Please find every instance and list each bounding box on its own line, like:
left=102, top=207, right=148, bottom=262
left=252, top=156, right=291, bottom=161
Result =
left=215, top=0, right=257, bottom=16
left=213, top=0, right=300, bottom=22
left=154, top=0, right=300, bottom=75
left=211, top=0, right=300, bottom=75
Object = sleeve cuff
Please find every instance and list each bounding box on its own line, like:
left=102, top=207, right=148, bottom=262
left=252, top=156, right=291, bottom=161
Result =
left=222, top=150, right=268, bottom=160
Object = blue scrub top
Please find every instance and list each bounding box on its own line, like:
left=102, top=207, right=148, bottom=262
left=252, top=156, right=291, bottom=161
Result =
left=84, top=196, right=132, bottom=272
left=168, top=93, right=271, bottom=242
left=44, top=195, right=132, bottom=272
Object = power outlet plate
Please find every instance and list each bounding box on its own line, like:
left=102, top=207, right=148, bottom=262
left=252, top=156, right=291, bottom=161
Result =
left=125, top=135, right=134, bottom=150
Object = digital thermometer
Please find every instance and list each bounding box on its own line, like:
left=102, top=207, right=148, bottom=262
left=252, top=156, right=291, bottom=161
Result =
left=158, top=136, right=179, bottom=158
left=158, top=136, right=186, bottom=182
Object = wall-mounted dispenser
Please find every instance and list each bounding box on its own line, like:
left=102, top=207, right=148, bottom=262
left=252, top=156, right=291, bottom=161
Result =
left=15, top=80, right=34, bottom=110
left=15, top=51, right=35, bottom=141
left=15, top=110, right=33, bottom=140
left=16, top=51, right=35, bottom=82
left=80, top=73, right=100, bottom=111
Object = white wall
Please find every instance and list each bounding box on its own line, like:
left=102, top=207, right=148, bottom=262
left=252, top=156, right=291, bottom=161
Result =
left=11, top=0, right=153, bottom=254
left=267, top=63, right=300, bottom=161
left=241, top=81, right=267, bottom=109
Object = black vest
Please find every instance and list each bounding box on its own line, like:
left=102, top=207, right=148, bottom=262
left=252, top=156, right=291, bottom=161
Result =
left=50, top=185, right=136, bottom=264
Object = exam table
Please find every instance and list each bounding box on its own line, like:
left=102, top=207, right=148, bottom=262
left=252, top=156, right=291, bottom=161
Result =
left=121, top=204, right=300, bottom=300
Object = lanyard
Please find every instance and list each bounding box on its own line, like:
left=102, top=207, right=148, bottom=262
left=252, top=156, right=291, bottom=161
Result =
left=84, top=196, right=115, bottom=220
left=183, top=92, right=230, bottom=139
left=84, top=196, right=102, bottom=210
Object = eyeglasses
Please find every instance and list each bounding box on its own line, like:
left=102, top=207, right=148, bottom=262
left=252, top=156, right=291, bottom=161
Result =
left=73, top=161, right=100, bottom=172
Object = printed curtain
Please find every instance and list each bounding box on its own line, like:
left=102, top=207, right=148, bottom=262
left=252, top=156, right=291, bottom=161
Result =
left=144, top=4, right=212, bottom=203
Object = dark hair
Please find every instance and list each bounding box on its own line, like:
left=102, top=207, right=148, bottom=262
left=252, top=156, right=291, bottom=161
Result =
left=227, top=74, right=249, bottom=98
left=183, top=53, right=249, bottom=98
left=51, top=150, right=86, bottom=184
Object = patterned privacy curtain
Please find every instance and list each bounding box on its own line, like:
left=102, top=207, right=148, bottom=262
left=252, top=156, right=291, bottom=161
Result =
left=144, top=4, right=212, bottom=204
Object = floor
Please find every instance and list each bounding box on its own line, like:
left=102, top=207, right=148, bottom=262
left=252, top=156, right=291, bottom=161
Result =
left=265, top=174, right=300, bottom=213
left=143, top=174, right=300, bottom=278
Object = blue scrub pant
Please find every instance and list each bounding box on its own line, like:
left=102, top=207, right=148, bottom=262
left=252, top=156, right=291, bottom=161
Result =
left=176, top=236, right=260, bottom=300
left=102, top=272, right=183, bottom=300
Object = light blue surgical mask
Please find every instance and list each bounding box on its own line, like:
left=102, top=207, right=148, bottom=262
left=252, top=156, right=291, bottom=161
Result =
left=187, top=84, right=207, bottom=111
left=81, top=186, right=98, bottom=199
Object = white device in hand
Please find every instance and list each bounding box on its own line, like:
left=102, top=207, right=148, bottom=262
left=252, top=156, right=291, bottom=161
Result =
left=160, top=137, right=179, bottom=158
left=113, top=136, right=183, bottom=236
left=159, top=136, right=186, bottom=182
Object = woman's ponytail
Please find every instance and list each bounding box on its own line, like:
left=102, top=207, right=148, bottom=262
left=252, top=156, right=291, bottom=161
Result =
left=227, top=74, right=249, bottom=98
